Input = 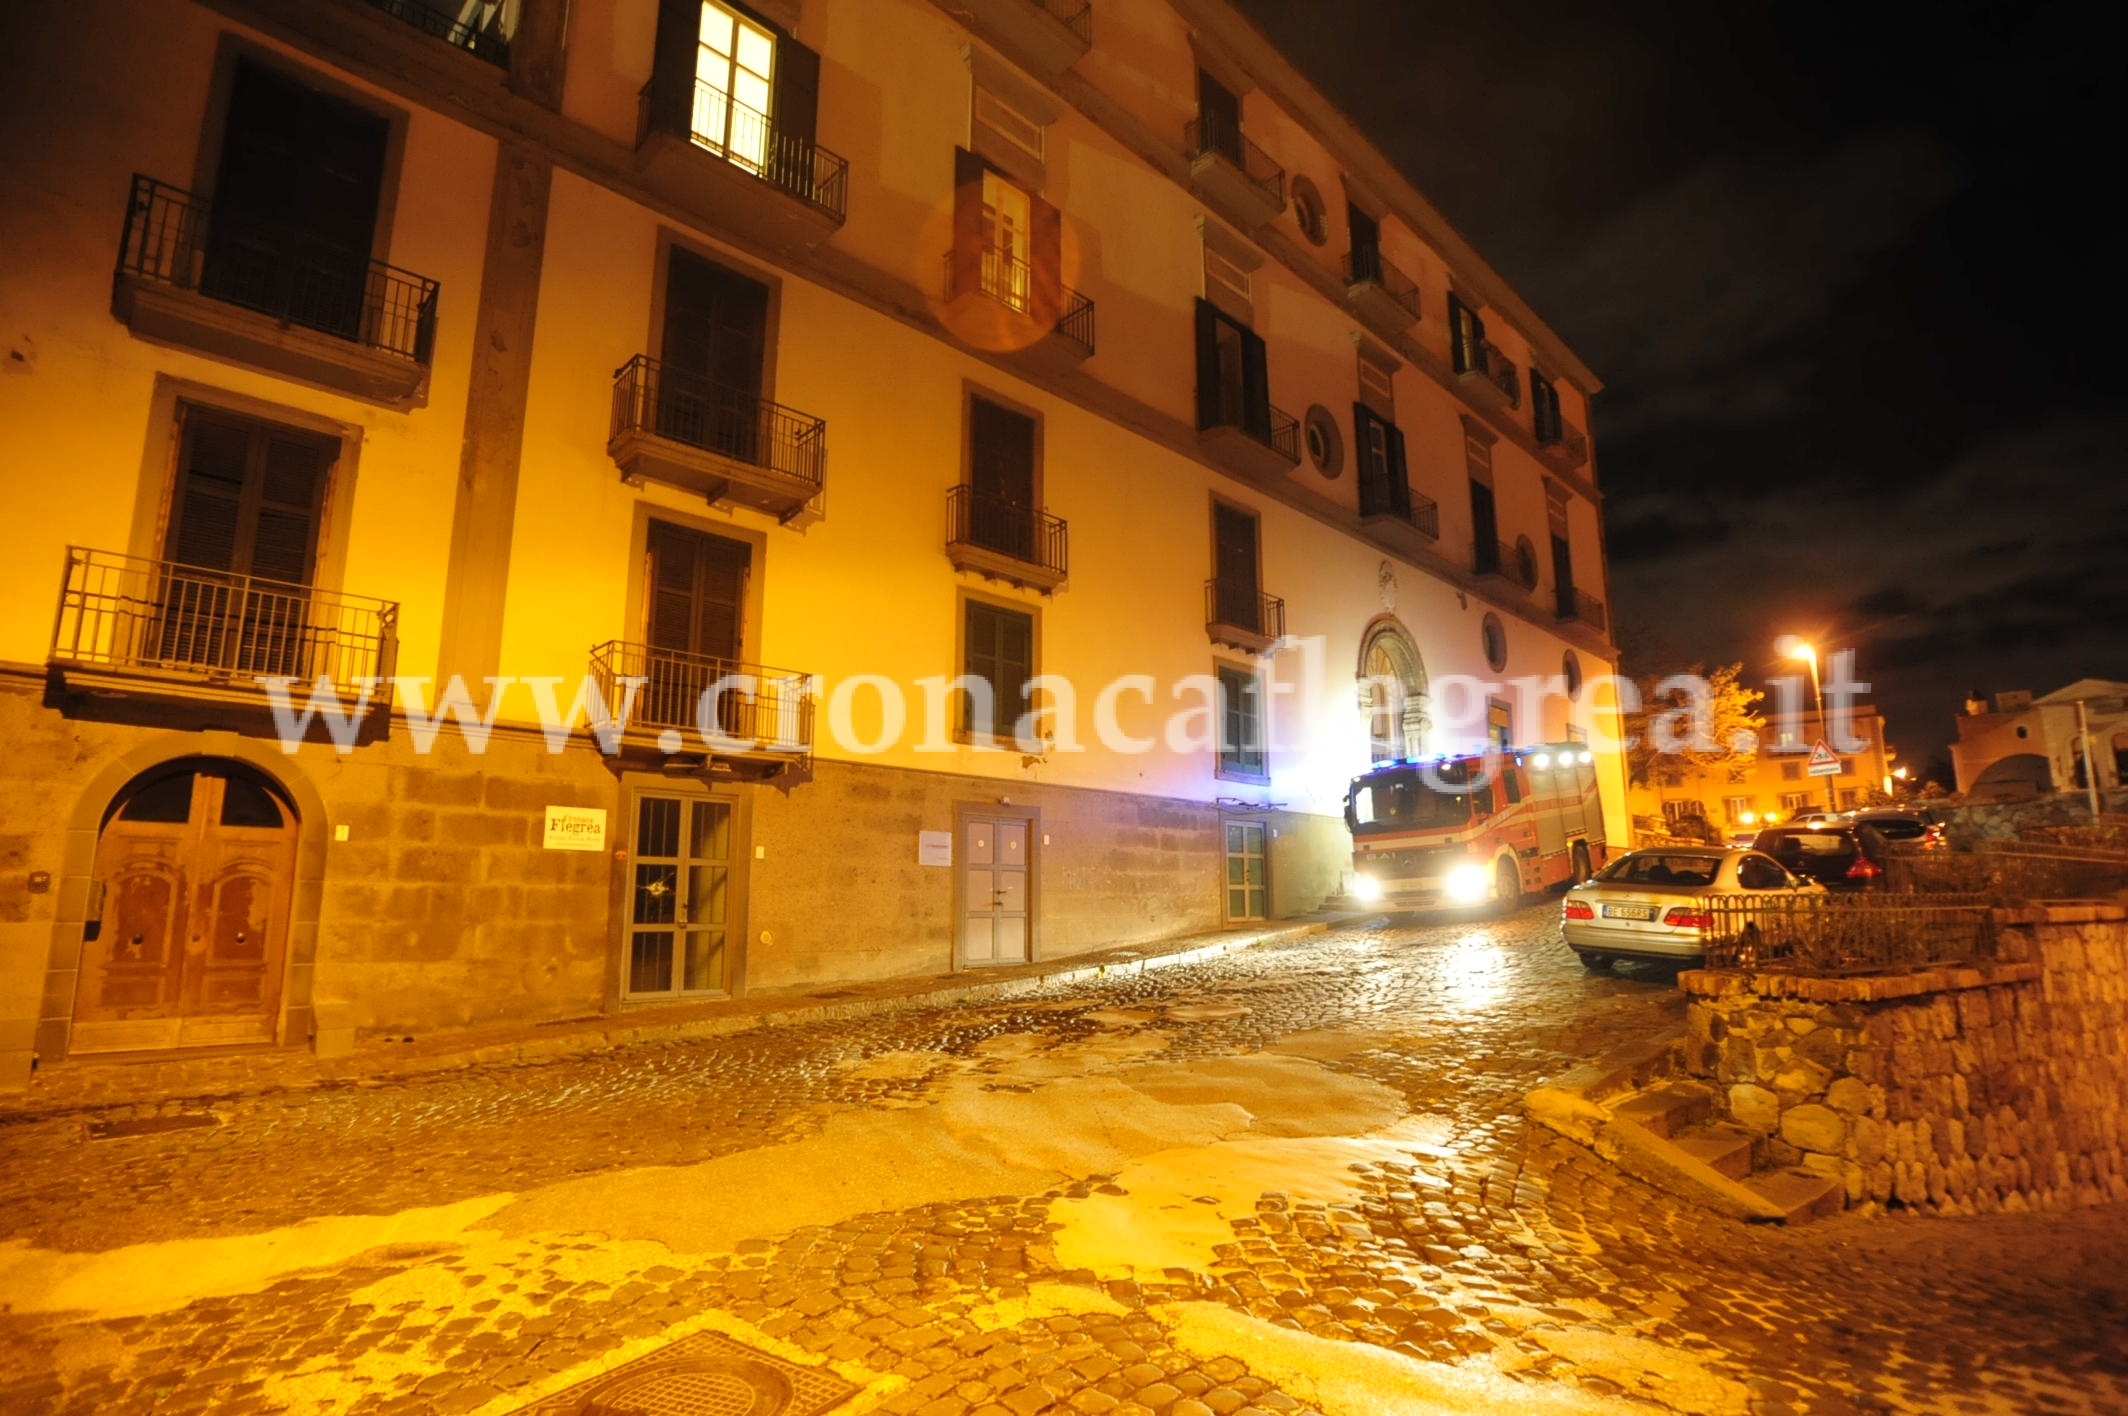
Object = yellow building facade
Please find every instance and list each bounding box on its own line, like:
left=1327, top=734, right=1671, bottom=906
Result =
left=0, top=0, right=1619, bottom=1084
left=1628, top=709, right=1895, bottom=841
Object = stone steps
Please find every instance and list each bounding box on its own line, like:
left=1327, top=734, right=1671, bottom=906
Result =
left=1742, top=1166, right=1848, bottom=1225
left=1610, top=1082, right=1711, bottom=1138
left=1669, top=1122, right=1758, bottom=1182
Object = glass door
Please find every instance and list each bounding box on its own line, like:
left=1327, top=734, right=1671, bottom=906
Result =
left=1226, top=822, right=1267, bottom=921
left=627, top=793, right=734, bottom=999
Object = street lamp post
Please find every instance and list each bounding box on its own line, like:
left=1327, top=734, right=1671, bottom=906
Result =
left=1788, top=640, right=1837, bottom=813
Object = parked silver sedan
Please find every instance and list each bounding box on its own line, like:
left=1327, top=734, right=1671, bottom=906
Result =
left=1560, top=846, right=1826, bottom=968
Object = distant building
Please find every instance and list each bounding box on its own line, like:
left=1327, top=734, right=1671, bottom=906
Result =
left=1953, top=680, right=2128, bottom=801
left=1627, top=708, right=1895, bottom=841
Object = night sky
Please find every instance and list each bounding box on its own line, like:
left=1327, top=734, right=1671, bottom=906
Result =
left=1235, top=0, right=2127, bottom=778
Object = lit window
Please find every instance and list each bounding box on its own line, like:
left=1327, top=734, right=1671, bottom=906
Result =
left=693, top=1, right=775, bottom=172
left=981, top=171, right=1033, bottom=312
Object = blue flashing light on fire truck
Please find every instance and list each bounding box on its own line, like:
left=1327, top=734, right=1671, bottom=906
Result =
left=1343, top=743, right=1610, bottom=912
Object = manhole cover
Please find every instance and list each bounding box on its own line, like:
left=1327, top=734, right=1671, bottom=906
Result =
left=517, top=1331, right=857, bottom=1416
left=86, top=1114, right=218, bottom=1140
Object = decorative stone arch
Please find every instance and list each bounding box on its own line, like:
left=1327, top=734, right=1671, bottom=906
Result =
left=34, top=730, right=329, bottom=1067
left=1357, top=615, right=1430, bottom=763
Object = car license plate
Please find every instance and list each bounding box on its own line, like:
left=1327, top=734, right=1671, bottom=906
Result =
left=1602, top=903, right=1656, bottom=921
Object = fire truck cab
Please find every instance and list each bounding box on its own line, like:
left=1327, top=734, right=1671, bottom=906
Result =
left=1344, top=743, right=1609, bottom=912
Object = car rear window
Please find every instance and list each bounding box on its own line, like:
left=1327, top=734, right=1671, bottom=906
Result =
left=1863, top=819, right=1928, bottom=840
left=1765, top=830, right=1856, bottom=856
left=1596, top=853, right=1721, bottom=886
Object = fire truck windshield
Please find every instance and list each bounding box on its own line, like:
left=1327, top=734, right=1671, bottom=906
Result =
left=1346, top=766, right=1475, bottom=836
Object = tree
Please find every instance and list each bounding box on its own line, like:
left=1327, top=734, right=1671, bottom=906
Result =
left=1624, top=662, right=1766, bottom=787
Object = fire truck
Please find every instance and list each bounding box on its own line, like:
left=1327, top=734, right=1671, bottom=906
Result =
left=1344, top=743, right=1610, bottom=912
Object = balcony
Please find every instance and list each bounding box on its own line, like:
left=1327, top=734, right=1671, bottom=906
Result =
left=1477, top=540, right=1537, bottom=591
left=941, top=249, right=1095, bottom=373
left=1198, top=402, right=1301, bottom=484
left=1184, top=118, right=1286, bottom=229
left=640, top=82, right=849, bottom=248
left=1558, top=587, right=1608, bottom=634
left=590, top=641, right=813, bottom=779
left=945, top=486, right=1068, bottom=594
left=1205, top=579, right=1285, bottom=656
left=112, top=176, right=438, bottom=407
left=955, top=0, right=1092, bottom=77
left=1539, top=417, right=1590, bottom=472
left=49, top=548, right=399, bottom=713
left=1343, top=249, right=1421, bottom=331
left=1458, top=337, right=1521, bottom=414
left=359, top=0, right=510, bottom=67
left=609, top=355, right=826, bottom=527
left=1360, top=487, right=1440, bottom=555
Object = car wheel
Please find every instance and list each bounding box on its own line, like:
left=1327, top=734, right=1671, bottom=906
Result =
left=1494, top=858, right=1522, bottom=914
left=1570, top=841, right=1593, bottom=885
left=1576, top=951, right=1612, bottom=971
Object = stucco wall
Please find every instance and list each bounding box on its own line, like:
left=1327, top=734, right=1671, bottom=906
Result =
left=1681, top=904, right=2128, bottom=1215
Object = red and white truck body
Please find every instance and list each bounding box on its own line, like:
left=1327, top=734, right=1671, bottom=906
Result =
left=1344, top=743, right=1610, bottom=910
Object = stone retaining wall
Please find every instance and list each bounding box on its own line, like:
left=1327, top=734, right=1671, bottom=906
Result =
left=1679, top=904, right=2128, bottom=1215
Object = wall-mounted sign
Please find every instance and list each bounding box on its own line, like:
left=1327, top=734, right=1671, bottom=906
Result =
left=918, top=830, right=953, bottom=867
left=544, top=806, right=608, bottom=851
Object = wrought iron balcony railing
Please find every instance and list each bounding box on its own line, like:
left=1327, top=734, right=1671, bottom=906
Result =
left=50, top=547, right=399, bottom=696
left=1205, top=579, right=1286, bottom=643
left=1343, top=248, right=1422, bottom=322
left=686, top=82, right=848, bottom=222
left=947, top=486, right=1068, bottom=578
left=1478, top=541, right=1537, bottom=590
left=1030, top=0, right=1092, bottom=42
left=610, top=355, right=826, bottom=490
left=1539, top=416, right=1590, bottom=467
left=1479, top=338, right=1521, bottom=408
left=590, top=641, right=814, bottom=752
left=360, top=0, right=511, bottom=66
left=1359, top=476, right=1441, bottom=540
left=1559, top=587, right=1608, bottom=632
left=118, top=176, right=440, bottom=364
left=942, top=248, right=1096, bottom=356
left=1202, top=399, right=1301, bottom=465
left=1184, top=117, right=1285, bottom=209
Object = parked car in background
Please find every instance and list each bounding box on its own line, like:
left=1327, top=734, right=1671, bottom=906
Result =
left=1560, top=846, right=1825, bottom=969
left=1845, top=808, right=1947, bottom=849
left=1749, top=822, right=1901, bottom=889
left=1785, top=810, right=1843, bottom=826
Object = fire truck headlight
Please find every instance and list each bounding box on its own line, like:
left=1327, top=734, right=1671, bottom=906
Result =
left=1446, top=862, right=1490, bottom=903
left=1352, top=874, right=1384, bottom=902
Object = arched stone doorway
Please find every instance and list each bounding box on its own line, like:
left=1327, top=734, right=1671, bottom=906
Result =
left=73, top=758, right=301, bottom=1054
left=1357, top=617, right=1429, bottom=763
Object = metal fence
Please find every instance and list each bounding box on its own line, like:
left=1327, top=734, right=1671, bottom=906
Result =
left=1700, top=892, right=2003, bottom=974
left=610, top=355, right=826, bottom=490
left=118, top=175, right=439, bottom=363
left=51, top=548, right=400, bottom=696
left=1884, top=843, right=2128, bottom=900
left=1204, top=579, right=1286, bottom=641
left=941, top=249, right=1096, bottom=356
left=1344, top=248, right=1423, bottom=321
left=1184, top=117, right=1286, bottom=208
left=947, top=486, right=1068, bottom=577
left=589, top=641, right=814, bottom=753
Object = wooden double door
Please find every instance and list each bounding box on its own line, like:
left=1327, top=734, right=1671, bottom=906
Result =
left=76, top=762, right=298, bottom=1053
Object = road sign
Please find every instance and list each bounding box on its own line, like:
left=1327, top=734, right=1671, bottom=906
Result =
left=1806, top=741, right=1842, bottom=777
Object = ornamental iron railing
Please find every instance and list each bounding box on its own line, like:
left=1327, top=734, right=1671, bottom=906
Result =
left=947, top=486, right=1068, bottom=577
left=610, top=355, right=826, bottom=489
left=590, top=640, right=814, bottom=752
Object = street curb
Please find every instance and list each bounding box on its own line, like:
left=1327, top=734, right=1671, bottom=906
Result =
left=1, top=920, right=1331, bottom=1118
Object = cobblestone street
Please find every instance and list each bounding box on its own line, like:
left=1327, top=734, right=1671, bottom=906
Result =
left=2, top=908, right=2125, bottom=1415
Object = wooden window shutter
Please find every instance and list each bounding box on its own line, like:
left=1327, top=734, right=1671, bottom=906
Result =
left=248, top=433, right=328, bottom=586
left=168, top=409, right=330, bottom=585
left=1240, top=324, right=1271, bottom=442
left=951, top=147, right=987, bottom=300
left=647, top=522, right=701, bottom=654
left=772, top=34, right=820, bottom=147
left=1386, top=421, right=1413, bottom=520
left=1030, top=193, right=1063, bottom=326
left=1193, top=298, right=1223, bottom=431
left=649, top=0, right=699, bottom=139
left=1000, top=609, right=1033, bottom=730
left=1214, top=502, right=1259, bottom=599
left=169, top=413, right=252, bottom=574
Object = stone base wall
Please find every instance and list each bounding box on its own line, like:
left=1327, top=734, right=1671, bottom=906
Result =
left=1933, top=790, right=2128, bottom=843
left=1681, top=905, right=2128, bottom=1215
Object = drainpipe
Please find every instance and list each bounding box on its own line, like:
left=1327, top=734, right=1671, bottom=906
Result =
left=2078, top=699, right=2102, bottom=822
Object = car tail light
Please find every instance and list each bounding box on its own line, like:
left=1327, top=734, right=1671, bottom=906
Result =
left=1662, top=906, right=1711, bottom=929
left=1562, top=899, right=1594, bottom=920
left=1846, top=857, right=1883, bottom=880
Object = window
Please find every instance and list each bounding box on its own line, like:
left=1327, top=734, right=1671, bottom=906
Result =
left=1502, top=768, right=1524, bottom=805
left=963, top=599, right=1034, bottom=742
left=1839, top=757, right=1857, bottom=776
left=1196, top=68, right=1243, bottom=163
left=1210, top=501, right=1263, bottom=633
left=1486, top=695, right=1512, bottom=750
left=1660, top=800, right=1704, bottom=824
left=981, top=171, right=1032, bottom=311
left=641, top=520, right=752, bottom=731
left=951, top=150, right=1060, bottom=319
left=1194, top=299, right=1270, bottom=440
left=1780, top=761, right=1802, bottom=781
left=691, top=1, right=776, bottom=171
left=1723, top=796, right=1758, bottom=826
left=1303, top=405, right=1342, bottom=478
left=966, top=395, right=1038, bottom=560
left=166, top=405, right=335, bottom=590
left=1779, top=791, right=1814, bottom=814
left=1217, top=663, right=1266, bottom=778
left=1469, top=479, right=1499, bottom=572
left=1290, top=175, right=1327, bottom=245
left=1225, top=821, right=1268, bottom=920
left=1838, top=788, right=1860, bottom=809
left=657, top=245, right=770, bottom=459
left=1562, top=651, right=1582, bottom=699
left=1737, top=855, right=1791, bottom=890
left=1513, top=535, right=1538, bottom=590
left=1349, top=202, right=1382, bottom=281
left=1481, top=614, right=1508, bottom=674
left=1551, top=532, right=1576, bottom=618
left=1531, top=370, right=1563, bottom=443
left=1353, top=403, right=1411, bottom=521
left=1447, top=293, right=1486, bottom=375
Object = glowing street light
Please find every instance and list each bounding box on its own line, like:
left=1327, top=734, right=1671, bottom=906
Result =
left=1781, top=636, right=1836, bottom=812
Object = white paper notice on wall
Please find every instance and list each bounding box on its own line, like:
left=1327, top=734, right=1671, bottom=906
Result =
left=543, top=806, right=608, bottom=852
left=918, top=830, right=953, bottom=867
